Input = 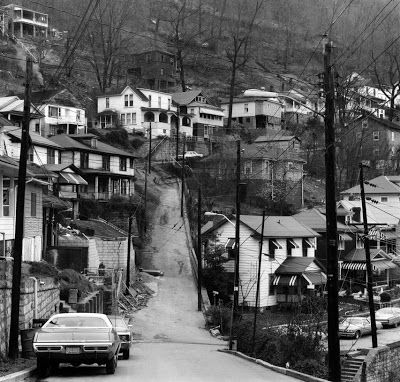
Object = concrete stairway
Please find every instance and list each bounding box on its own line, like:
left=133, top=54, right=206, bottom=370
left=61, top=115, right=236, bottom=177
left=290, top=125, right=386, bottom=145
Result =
left=341, top=355, right=365, bottom=382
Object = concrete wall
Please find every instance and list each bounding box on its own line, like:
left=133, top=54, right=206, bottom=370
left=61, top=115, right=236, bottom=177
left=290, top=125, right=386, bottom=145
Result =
left=0, top=260, right=60, bottom=357
left=94, top=237, right=132, bottom=270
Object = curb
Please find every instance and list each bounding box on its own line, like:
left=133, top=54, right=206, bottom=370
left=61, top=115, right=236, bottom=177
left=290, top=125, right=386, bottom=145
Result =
left=0, top=366, right=36, bottom=382
left=219, top=349, right=329, bottom=382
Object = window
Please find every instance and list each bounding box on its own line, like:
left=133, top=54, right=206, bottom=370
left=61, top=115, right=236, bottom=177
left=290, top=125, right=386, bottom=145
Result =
left=338, top=236, right=345, bottom=251
left=102, top=155, right=110, bottom=171
left=160, top=68, right=164, bottom=75
left=148, top=95, right=152, bottom=107
left=302, top=238, right=315, bottom=257
left=129, top=158, right=134, bottom=169
left=31, top=193, right=36, bottom=217
left=124, top=95, right=129, bottom=107
left=168, top=99, right=171, bottom=110
left=35, top=123, right=40, bottom=133
left=2, top=178, right=10, bottom=216
left=132, top=113, right=136, bottom=124
left=121, top=180, right=127, bottom=195
left=204, top=125, right=209, bottom=136
left=373, top=131, right=380, bottom=141
left=80, top=152, right=89, bottom=169
left=129, top=94, right=133, bottom=107
left=120, top=113, right=126, bottom=125
left=268, top=239, right=282, bottom=258
left=76, top=110, right=81, bottom=122
left=49, top=106, right=60, bottom=118
left=47, top=148, right=55, bottom=164
left=158, top=97, right=161, bottom=108
left=381, top=196, right=388, bottom=202
left=146, top=54, right=151, bottom=63
left=28, top=147, right=34, bottom=162
left=244, top=103, right=249, bottom=112
left=269, top=274, right=275, bottom=295
left=238, top=117, right=243, bottom=124
left=120, top=157, right=127, bottom=171
left=263, top=160, right=271, bottom=178
left=244, top=161, right=252, bottom=175
left=356, top=233, right=364, bottom=249
left=287, top=239, right=299, bottom=256
left=126, top=113, right=132, bottom=125
left=373, top=148, right=380, bottom=157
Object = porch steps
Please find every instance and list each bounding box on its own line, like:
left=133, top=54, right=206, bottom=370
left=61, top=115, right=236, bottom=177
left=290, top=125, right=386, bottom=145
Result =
left=59, top=300, right=76, bottom=313
left=341, top=356, right=365, bottom=382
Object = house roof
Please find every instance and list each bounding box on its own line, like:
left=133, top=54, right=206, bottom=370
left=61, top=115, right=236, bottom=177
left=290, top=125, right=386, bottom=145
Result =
left=0, top=115, right=13, bottom=126
left=0, top=96, right=43, bottom=117
left=71, top=219, right=128, bottom=239
left=172, top=90, right=203, bottom=105
left=341, top=175, right=400, bottom=195
left=48, top=134, right=136, bottom=157
left=240, top=215, right=320, bottom=238
left=97, top=85, right=148, bottom=101
left=337, top=200, right=400, bottom=225
left=343, top=248, right=390, bottom=262
left=4, top=127, right=63, bottom=149
left=254, top=135, right=300, bottom=143
left=29, top=88, right=83, bottom=109
left=0, top=155, right=33, bottom=176
left=219, top=96, right=282, bottom=106
left=132, top=49, right=175, bottom=57
left=293, top=208, right=354, bottom=233
left=352, top=113, right=400, bottom=132
left=275, top=257, right=323, bottom=274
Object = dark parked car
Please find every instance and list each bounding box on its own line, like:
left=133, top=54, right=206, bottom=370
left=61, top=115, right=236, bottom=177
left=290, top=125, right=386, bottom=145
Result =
left=33, top=313, right=120, bottom=378
left=108, top=315, right=132, bottom=359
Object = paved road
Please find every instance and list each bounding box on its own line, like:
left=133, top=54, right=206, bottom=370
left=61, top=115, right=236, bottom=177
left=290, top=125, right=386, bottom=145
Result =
left=28, top=178, right=299, bottom=381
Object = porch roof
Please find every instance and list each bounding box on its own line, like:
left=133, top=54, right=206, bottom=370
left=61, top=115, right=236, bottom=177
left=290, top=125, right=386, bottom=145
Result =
left=59, top=172, right=88, bottom=185
left=341, top=259, right=397, bottom=271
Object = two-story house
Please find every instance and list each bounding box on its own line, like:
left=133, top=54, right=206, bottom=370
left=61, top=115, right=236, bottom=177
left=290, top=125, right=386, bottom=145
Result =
left=126, top=49, right=177, bottom=91
left=220, top=89, right=284, bottom=131
left=97, top=85, right=191, bottom=137
left=29, top=88, right=87, bottom=137
left=172, top=90, right=224, bottom=139
left=0, top=96, right=43, bottom=132
left=202, top=214, right=323, bottom=308
left=48, top=134, right=136, bottom=201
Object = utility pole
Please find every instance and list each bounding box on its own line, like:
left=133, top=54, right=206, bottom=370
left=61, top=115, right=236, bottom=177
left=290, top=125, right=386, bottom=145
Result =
left=125, top=215, right=132, bottom=295
left=180, top=134, right=185, bottom=217
left=359, top=163, right=378, bottom=348
left=197, top=187, right=202, bottom=312
left=252, top=210, right=265, bottom=356
left=175, top=108, right=180, bottom=161
left=9, top=57, right=32, bottom=359
left=148, top=122, right=152, bottom=174
left=144, top=164, right=148, bottom=233
left=233, top=139, right=241, bottom=308
left=323, top=38, right=341, bottom=381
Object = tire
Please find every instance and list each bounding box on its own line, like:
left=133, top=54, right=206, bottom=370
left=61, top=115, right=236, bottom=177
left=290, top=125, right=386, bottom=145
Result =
left=122, top=349, right=130, bottom=360
left=50, top=361, right=60, bottom=372
left=37, top=359, right=51, bottom=379
left=354, top=331, right=361, bottom=339
left=106, top=354, right=117, bottom=374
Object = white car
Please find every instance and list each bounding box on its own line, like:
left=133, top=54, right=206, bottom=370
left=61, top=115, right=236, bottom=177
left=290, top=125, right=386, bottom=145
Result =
left=178, top=151, right=203, bottom=160
left=375, top=307, right=400, bottom=328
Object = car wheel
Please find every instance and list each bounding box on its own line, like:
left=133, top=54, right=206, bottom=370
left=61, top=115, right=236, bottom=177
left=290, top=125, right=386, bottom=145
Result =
left=37, top=359, right=51, bottom=379
left=122, top=349, right=130, bottom=360
left=50, top=361, right=60, bottom=372
left=106, top=354, right=117, bottom=374
left=354, top=331, right=361, bottom=339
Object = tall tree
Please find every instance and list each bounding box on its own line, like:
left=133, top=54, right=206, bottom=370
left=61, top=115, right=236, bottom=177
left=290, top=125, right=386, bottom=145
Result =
left=224, top=0, right=264, bottom=132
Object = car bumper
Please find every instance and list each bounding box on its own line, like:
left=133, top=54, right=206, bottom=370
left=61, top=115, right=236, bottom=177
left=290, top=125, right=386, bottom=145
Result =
left=339, top=331, right=357, bottom=338
left=119, top=341, right=131, bottom=351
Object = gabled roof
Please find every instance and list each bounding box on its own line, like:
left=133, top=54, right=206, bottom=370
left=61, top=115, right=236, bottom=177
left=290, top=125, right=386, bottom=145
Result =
left=48, top=134, right=136, bottom=157
left=343, top=248, right=390, bottom=262
left=29, top=88, right=83, bottom=109
left=0, top=155, right=34, bottom=176
left=352, top=113, right=400, bottom=132
left=0, top=115, right=14, bottom=127
left=0, top=96, right=43, bottom=117
left=97, top=85, right=148, bottom=101
left=172, top=90, right=203, bottom=105
left=275, top=257, right=323, bottom=274
left=4, top=127, right=62, bottom=149
left=254, top=135, right=300, bottom=143
left=71, top=219, right=130, bottom=238
left=341, top=175, right=400, bottom=195
left=293, top=208, right=351, bottom=233
left=43, top=163, right=84, bottom=175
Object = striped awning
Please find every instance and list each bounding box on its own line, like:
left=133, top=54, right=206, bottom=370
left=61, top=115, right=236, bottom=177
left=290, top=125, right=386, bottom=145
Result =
left=273, top=275, right=297, bottom=286
left=341, top=262, right=367, bottom=270
left=60, top=172, right=88, bottom=185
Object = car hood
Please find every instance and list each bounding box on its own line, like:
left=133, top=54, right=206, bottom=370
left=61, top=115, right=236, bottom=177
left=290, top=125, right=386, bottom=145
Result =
left=339, top=323, right=360, bottom=331
left=34, top=327, right=113, bottom=343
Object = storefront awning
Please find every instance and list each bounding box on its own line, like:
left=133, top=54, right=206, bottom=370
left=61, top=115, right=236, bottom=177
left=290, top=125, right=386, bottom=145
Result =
left=59, top=172, right=88, bottom=185
left=273, top=275, right=297, bottom=286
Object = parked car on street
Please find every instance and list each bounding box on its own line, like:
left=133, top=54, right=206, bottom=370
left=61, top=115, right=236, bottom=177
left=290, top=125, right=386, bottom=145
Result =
left=33, top=313, right=121, bottom=378
left=177, top=151, right=203, bottom=160
left=339, top=316, right=373, bottom=339
left=375, top=307, right=400, bottom=328
left=108, top=315, right=132, bottom=359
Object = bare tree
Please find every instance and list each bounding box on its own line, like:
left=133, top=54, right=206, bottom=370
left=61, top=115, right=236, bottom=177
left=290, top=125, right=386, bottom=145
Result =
left=224, top=0, right=264, bottom=132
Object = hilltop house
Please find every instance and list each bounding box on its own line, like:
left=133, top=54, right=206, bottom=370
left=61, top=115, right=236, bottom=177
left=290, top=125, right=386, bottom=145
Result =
left=202, top=214, right=324, bottom=307
left=48, top=134, right=136, bottom=201
left=220, top=89, right=283, bottom=131
left=172, top=90, right=224, bottom=139
left=96, top=85, right=191, bottom=137
left=29, top=88, right=87, bottom=137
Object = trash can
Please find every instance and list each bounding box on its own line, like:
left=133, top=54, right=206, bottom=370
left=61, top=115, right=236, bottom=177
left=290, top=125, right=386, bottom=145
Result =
left=20, top=328, right=38, bottom=358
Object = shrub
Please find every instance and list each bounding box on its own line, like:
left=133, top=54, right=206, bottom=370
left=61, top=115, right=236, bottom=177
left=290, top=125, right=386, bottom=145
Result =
left=204, top=305, right=232, bottom=334
left=380, top=292, right=391, bottom=302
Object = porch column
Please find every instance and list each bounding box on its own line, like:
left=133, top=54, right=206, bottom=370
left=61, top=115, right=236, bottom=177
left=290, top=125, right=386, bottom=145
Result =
left=108, top=177, right=111, bottom=198
left=387, top=269, right=390, bottom=286
left=118, top=179, right=121, bottom=195
left=33, top=25, right=36, bottom=37
left=94, top=176, right=98, bottom=199
left=128, top=179, right=132, bottom=196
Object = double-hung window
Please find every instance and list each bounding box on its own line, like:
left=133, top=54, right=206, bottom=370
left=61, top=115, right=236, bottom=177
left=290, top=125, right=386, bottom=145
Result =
left=2, top=178, right=10, bottom=216
left=120, top=157, right=127, bottom=171
left=47, top=148, right=56, bottom=164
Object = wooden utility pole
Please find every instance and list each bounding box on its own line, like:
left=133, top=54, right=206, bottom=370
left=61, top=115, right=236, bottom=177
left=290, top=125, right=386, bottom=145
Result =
left=9, top=57, right=32, bottom=359
left=252, top=210, right=265, bottom=356
left=148, top=122, right=152, bottom=174
left=144, top=164, right=148, bottom=233
left=359, top=163, right=378, bottom=348
left=323, top=39, right=341, bottom=381
left=197, top=187, right=202, bottom=312
left=180, top=135, right=185, bottom=217
left=233, top=139, right=241, bottom=308
left=125, top=215, right=132, bottom=295
left=175, top=108, right=180, bottom=161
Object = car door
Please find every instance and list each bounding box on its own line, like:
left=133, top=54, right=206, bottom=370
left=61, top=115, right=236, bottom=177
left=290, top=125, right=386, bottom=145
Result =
left=363, top=318, right=372, bottom=335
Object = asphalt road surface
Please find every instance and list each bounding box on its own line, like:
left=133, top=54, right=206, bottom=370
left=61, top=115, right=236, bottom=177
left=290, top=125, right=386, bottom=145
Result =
left=27, top=177, right=299, bottom=381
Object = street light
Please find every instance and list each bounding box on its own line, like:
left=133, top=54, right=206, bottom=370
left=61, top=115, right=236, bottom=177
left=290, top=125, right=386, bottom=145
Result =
left=204, top=211, right=239, bottom=350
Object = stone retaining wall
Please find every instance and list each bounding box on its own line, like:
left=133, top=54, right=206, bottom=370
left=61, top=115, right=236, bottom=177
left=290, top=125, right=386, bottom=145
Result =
left=0, top=260, right=60, bottom=357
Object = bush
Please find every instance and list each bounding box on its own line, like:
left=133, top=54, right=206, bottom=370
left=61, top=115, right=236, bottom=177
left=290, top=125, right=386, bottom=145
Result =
left=204, top=305, right=231, bottom=334
left=380, top=292, right=391, bottom=302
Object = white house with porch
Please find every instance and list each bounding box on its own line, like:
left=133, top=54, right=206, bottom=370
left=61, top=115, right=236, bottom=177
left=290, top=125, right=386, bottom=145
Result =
left=202, top=214, right=324, bottom=308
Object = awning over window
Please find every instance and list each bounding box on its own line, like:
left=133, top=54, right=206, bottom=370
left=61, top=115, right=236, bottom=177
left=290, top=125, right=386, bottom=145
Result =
left=273, top=275, right=297, bottom=286
left=381, top=231, right=398, bottom=240
left=302, top=272, right=327, bottom=286
left=341, top=262, right=366, bottom=270
left=59, top=172, right=88, bottom=185
left=303, top=238, right=315, bottom=248
left=225, top=238, right=236, bottom=250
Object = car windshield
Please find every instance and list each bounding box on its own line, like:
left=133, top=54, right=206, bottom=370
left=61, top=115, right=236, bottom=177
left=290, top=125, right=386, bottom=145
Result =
left=109, top=317, right=128, bottom=328
left=343, top=317, right=366, bottom=325
left=45, top=316, right=109, bottom=328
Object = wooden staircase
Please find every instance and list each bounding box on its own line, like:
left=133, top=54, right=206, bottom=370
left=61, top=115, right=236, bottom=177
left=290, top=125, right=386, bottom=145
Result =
left=341, top=354, right=365, bottom=382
